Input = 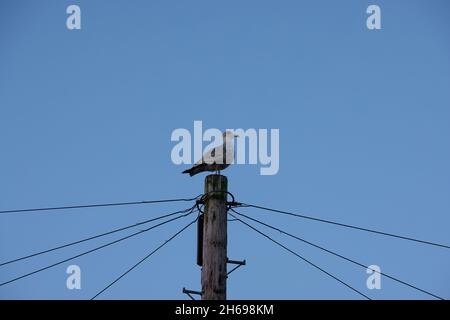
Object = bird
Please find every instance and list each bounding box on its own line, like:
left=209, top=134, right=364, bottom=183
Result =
left=182, top=131, right=239, bottom=176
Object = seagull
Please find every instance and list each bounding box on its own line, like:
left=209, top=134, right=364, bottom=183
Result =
left=182, top=131, right=239, bottom=176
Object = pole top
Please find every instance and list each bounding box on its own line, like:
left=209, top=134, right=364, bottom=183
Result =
left=205, top=174, right=227, bottom=179
left=204, top=174, right=228, bottom=200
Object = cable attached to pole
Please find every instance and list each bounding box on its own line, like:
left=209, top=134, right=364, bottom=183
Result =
left=92, top=215, right=199, bottom=299
left=0, top=207, right=196, bottom=287
left=0, top=195, right=201, bottom=216
left=0, top=206, right=196, bottom=267
left=229, top=212, right=371, bottom=300
left=232, top=208, right=445, bottom=300
left=241, top=203, right=450, bottom=249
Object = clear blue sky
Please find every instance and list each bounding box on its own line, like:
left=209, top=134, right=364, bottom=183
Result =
left=1, top=0, right=449, bottom=299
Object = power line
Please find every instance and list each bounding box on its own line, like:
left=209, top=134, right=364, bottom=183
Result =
left=229, top=212, right=371, bottom=300
left=0, top=196, right=200, bottom=215
left=241, top=203, right=450, bottom=250
left=0, top=207, right=196, bottom=287
left=92, top=216, right=198, bottom=299
left=0, top=206, right=196, bottom=267
left=231, top=209, right=445, bottom=300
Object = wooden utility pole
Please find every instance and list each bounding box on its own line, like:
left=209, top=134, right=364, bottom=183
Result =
left=201, top=174, right=228, bottom=300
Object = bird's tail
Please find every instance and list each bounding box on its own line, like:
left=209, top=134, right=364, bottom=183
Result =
left=182, top=164, right=206, bottom=177
left=182, top=168, right=194, bottom=176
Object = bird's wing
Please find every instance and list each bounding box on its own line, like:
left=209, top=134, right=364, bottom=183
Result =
left=195, top=144, right=223, bottom=165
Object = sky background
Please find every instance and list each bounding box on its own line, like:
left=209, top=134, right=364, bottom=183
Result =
left=1, top=0, right=450, bottom=299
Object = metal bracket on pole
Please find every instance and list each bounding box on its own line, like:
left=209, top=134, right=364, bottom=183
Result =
left=226, top=258, right=246, bottom=276
left=182, top=287, right=202, bottom=300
